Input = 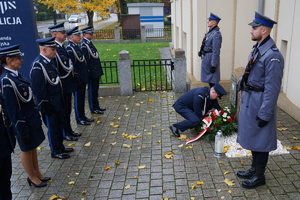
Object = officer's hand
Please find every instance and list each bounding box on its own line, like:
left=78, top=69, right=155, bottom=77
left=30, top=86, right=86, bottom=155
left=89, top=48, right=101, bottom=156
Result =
left=21, top=133, right=30, bottom=144
left=256, top=116, right=269, bottom=128
left=198, top=51, right=201, bottom=57
left=210, top=67, right=216, bottom=73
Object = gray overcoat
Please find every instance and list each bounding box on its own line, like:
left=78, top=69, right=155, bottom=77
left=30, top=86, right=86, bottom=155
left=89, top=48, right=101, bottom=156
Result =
left=201, top=26, right=222, bottom=83
left=237, top=38, right=284, bottom=152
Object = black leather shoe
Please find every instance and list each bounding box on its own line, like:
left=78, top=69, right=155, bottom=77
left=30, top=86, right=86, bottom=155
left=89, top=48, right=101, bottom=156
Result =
left=40, top=177, right=51, bottom=182
left=63, top=135, right=78, bottom=141
left=70, top=132, right=81, bottom=137
left=242, top=175, right=266, bottom=189
left=51, top=153, right=70, bottom=159
left=98, top=107, right=106, bottom=111
left=62, top=148, right=74, bottom=153
left=84, top=117, right=94, bottom=122
left=77, top=120, right=91, bottom=125
left=27, top=178, right=47, bottom=188
left=92, top=110, right=104, bottom=114
left=237, top=167, right=256, bottom=179
left=169, top=125, right=180, bottom=137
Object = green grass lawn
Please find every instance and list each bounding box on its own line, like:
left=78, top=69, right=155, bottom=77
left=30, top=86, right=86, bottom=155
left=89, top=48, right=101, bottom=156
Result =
left=94, top=42, right=170, bottom=62
left=95, top=42, right=171, bottom=90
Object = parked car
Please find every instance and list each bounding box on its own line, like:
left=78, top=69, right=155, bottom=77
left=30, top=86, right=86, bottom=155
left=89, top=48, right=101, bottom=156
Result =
left=68, top=15, right=81, bottom=23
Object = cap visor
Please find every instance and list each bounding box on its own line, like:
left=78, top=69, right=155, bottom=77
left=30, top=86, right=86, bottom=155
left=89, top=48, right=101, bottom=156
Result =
left=248, top=21, right=261, bottom=27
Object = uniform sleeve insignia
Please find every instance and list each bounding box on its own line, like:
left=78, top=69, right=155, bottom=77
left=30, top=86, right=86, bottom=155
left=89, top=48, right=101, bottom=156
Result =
left=270, top=58, right=280, bottom=62
left=24, top=92, right=27, bottom=96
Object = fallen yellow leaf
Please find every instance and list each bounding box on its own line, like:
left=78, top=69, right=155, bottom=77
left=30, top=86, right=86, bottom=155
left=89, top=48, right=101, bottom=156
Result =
left=190, top=183, right=197, bottom=189
left=68, top=181, right=75, bottom=185
left=168, top=111, right=173, bottom=114
left=96, top=120, right=102, bottom=123
left=111, top=131, right=117, bottom=134
left=151, top=125, right=156, bottom=127
left=125, top=107, right=129, bottom=111
left=123, top=144, right=131, bottom=148
left=68, top=143, right=75, bottom=146
left=113, top=125, right=120, bottom=128
left=156, top=140, right=161, bottom=144
left=84, top=142, right=91, bottom=147
left=104, top=166, right=111, bottom=171
left=82, top=191, right=87, bottom=194
left=37, top=147, right=42, bottom=150
left=161, top=95, right=167, bottom=98
left=190, top=198, right=195, bottom=200
left=218, top=162, right=224, bottom=165
left=115, top=161, right=120, bottom=165
left=292, top=145, right=300, bottom=151
left=110, top=142, right=117, bottom=145
left=48, top=195, right=59, bottom=200
left=224, top=179, right=235, bottom=186
left=146, top=111, right=151, bottom=113
left=228, top=190, right=232, bottom=194
left=178, top=134, right=187, bottom=140
left=185, top=145, right=193, bottom=149
left=284, top=146, right=292, bottom=150
left=217, top=189, right=222, bottom=192
left=224, top=171, right=231, bottom=175
left=178, top=144, right=184, bottom=148
left=221, top=196, right=225, bottom=199
left=196, top=181, right=204, bottom=185
left=293, top=137, right=299, bottom=140
left=135, top=103, right=140, bottom=106
left=164, top=151, right=175, bottom=159
left=124, top=185, right=130, bottom=189
left=102, top=139, right=105, bottom=142
left=147, top=132, right=152, bottom=135
left=161, top=129, right=165, bottom=131
left=148, top=98, right=153, bottom=102
left=277, top=127, right=288, bottom=131
left=110, top=122, right=115, bottom=126
left=137, top=165, right=146, bottom=169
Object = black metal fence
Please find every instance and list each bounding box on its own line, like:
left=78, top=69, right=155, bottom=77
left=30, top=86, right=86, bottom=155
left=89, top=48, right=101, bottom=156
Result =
left=131, top=59, right=174, bottom=92
left=100, top=61, right=119, bottom=84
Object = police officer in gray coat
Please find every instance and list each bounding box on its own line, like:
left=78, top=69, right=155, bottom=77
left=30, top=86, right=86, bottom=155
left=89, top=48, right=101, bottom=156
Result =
left=199, top=13, right=222, bottom=87
left=236, top=12, right=284, bottom=189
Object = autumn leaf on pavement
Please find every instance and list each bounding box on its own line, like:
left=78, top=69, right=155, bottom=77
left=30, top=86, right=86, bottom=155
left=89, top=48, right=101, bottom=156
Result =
left=104, top=166, right=111, bottom=171
left=84, top=142, right=91, bottom=147
left=224, top=179, right=235, bottom=186
left=110, top=122, right=115, bottom=126
left=196, top=181, right=204, bottom=185
left=293, top=136, right=299, bottom=140
left=156, top=140, right=161, bottom=144
left=123, top=144, right=131, bottom=148
left=48, top=195, right=67, bottom=200
left=218, top=162, right=224, bottom=165
left=292, top=145, right=300, bottom=151
left=137, top=165, right=146, bottom=169
left=148, top=98, right=154, bottom=102
left=124, top=185, right=130, bottom=189
left=224, top=171, right=231, bottom=175
left=164, top=151, right=175, bottom=159
left=82, top=191, right=87, bottom=194
left=284, top=146, right=292, bottom=150
left=37, top=147, right=42, bottom=150
left=277, top=127, right=288, bottom=131
left=68, top=181, right=75, bottom=185
left=115, top=161, right=120, bottom=165
left=178, top=134, right=187, bottom=140
left=190, top=183, right=197, bottom=189
left=110, top=142, right=117, bottom=145
left=178, top=144, right=184, bottom=148
left=68, top=143, right=75, bottom=146
left=228, top=190, right=232, bottom=194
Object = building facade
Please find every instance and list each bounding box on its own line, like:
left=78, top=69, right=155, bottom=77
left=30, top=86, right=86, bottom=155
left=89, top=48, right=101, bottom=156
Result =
left=170, top=0, right=300, bottom=122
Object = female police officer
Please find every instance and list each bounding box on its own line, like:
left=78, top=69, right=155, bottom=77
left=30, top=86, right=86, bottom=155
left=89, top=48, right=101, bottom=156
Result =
left=0, top=44, right=50, bottom=188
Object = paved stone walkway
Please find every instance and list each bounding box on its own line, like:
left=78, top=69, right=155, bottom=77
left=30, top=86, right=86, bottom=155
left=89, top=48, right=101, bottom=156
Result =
left=10, top=91, right=300, bottom=200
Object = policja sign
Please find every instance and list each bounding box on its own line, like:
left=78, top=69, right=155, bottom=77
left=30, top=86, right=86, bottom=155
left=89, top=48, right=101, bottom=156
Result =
left=0, top=0, right=39, bottom=80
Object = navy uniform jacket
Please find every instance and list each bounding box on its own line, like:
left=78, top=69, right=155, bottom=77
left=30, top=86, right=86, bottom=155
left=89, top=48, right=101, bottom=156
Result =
left=52, top=41, right=76, bottom=93
left=80, top=37, right=103, bottom=78
left=30, top=55, right=64, bottom=113
left=66, top=41, right=89, bottom=84
left=201, top=26, right=222, bottom=83
left=0, top=93, right=15, bottom=159
left=1, top=69, right=42, bottom=136
left=175, top=87, right=220, bottom=119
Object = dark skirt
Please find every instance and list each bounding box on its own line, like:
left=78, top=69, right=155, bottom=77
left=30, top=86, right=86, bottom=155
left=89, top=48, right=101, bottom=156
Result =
left=16, top=127, right=45, bottom=152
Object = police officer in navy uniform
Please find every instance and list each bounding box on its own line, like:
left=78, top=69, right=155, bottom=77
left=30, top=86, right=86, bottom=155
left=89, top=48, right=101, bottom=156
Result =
left=48, top=23, right=81, bottom=140
left=0, top=80, right=15, bottom=199
left=199, top=13, right=222, bottom=87
left=236, top=12, right=284, bottom=189
left=30, top=37, right=73, bottom=159
left=66, top=26, right=91, bottom=125
left=0, top=44, right=50, bottom=187
left=81, top=25, right=106, bottom=114
left=169, top=83, right=227, bottom=137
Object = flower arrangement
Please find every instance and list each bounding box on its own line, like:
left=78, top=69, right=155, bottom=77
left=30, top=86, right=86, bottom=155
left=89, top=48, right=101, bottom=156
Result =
left=195, top=107, right=238, bottom=141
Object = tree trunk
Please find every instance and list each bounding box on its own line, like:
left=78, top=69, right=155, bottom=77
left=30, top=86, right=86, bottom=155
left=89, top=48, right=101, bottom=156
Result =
left=87, top=11, right=94, bottom=26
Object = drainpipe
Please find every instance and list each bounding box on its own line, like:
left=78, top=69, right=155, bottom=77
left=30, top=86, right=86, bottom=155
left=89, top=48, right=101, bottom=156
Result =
left=258, top=0, right=264, bottom=13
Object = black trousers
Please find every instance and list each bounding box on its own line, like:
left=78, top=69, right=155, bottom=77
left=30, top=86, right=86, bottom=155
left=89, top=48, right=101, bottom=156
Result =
left=74, top=84, right=87, bottom=122
left=88, top=77, right=100, bottom=112
left=252, top=151, right=269, bottom=169
left=62, top=92, right=73, bottom=136
left=0, top=155, right=12, bottom=200
left=43, top=111, right=64, bottom=154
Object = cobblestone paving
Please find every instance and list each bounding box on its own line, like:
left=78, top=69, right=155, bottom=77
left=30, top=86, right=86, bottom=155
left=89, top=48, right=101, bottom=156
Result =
left=10, top=91, right=300, bottom=200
